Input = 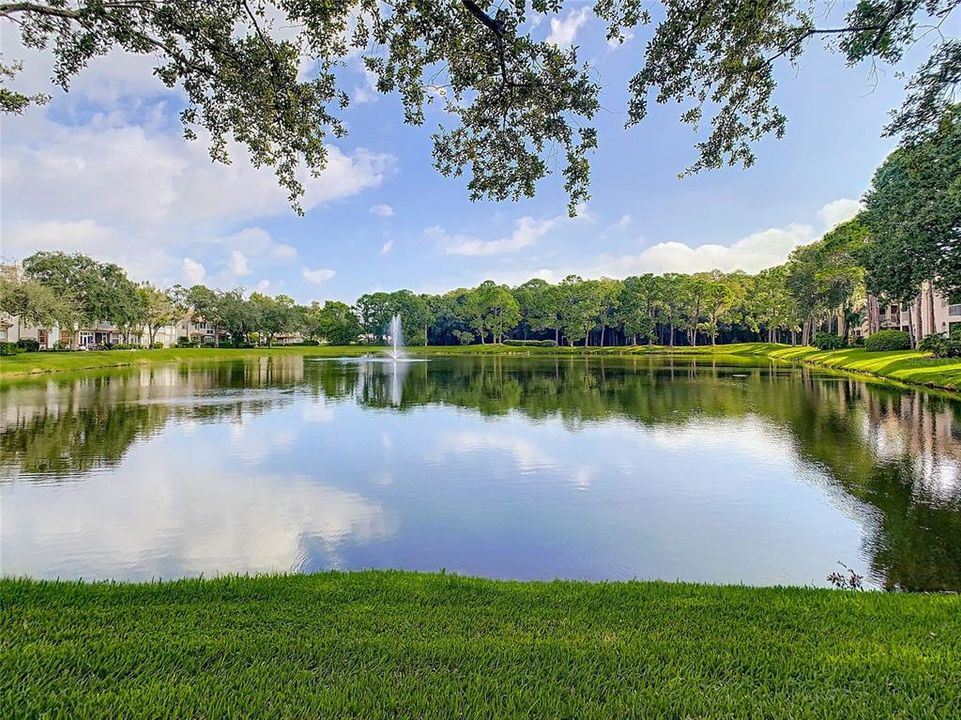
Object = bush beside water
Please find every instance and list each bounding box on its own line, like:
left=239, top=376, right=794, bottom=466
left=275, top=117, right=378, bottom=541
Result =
left=918, top=326, right=961, bottom=358
left=864, top=330, right=912, bottom=352
left=504, top=339, right=558, bottom=347
left=813, top=333, right=846, bottom=350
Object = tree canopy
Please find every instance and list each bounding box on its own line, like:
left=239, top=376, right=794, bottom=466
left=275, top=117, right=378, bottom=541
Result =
left=2, top=0, right=956, bottom=211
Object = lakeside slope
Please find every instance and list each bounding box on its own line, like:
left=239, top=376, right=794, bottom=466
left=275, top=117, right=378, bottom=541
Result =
left=3, top=571, right=959, bottom=718
left=1, top=342, right=959, bottom=392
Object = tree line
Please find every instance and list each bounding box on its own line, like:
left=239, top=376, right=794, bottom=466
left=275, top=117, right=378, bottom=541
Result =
left=1, top=107, right=956, bottom=349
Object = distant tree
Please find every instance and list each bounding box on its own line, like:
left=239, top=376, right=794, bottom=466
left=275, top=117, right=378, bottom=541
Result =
left=464, top=281, right=520, bottom=344
left=863, top=106, right=961, bottom=302
left=387, top=290, right=433, bottom=346
left=219, top=289, right=259, bottom=345
left=594, top=278, right=623, bottom=346
left=659, top=274, right=687, bottom=347
left=312, top=301, right=362, bottom=345
left=512, top=279, right=560, bottom=341
left=699, top=271, right=737, bottom=346
left=617, top=274, right=662, bottom=345
left=748, top=266, right=797, bottom=343
left=0, top=274, right=77, bottom=337
left=250, top=292, right=298, bottom=346
left=22, top=251, right=139, bottom=331
left=183, top=285, right=224, bottom=346
left=138, top=284, right=182, bottom=346
left=559, top=275, right=602, bottom=347
left=354, top=292, right=392, bottom=344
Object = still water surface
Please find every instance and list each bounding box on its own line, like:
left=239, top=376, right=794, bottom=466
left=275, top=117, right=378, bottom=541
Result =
left=2, top=355, right=959, bottom=590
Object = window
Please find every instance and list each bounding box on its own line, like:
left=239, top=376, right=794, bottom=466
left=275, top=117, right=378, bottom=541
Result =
left=79, top=331, right=94, bottom=346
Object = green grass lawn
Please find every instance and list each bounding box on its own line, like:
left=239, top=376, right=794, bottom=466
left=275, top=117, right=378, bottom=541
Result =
left=2, top=341, right=960, bottom=392
left=701, top=343, right=961, bottom=392
left=2, top=572, right=958, bottom=719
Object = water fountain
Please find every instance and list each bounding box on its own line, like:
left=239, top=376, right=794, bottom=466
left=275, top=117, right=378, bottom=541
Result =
left=387, top=313, right=405, bottom=361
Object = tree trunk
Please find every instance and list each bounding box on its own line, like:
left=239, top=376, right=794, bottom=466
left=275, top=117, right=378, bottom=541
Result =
left=600, top=325, right=605, bottom=346
left=907, top=303, right=917, bottom=349
left=837, top=307, right=846, bottom=341
left=867, top=294, right=880, bottom=335
left=669, top=323, right=675, bottom=348
left=555, top=327, right=559, bottom=345
left=925, top=281, right=936, bottom=338
left=583, top=333, right=589, bottom=347
left=913, top=294, right=923, bottom=346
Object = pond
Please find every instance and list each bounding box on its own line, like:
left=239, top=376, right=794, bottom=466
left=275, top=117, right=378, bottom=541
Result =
left=2, top=355, right=959, bottom=590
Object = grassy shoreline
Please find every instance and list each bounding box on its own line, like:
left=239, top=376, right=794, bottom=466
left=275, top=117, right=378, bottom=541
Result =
left=1, top=341, right=959, bottom=392
left=2, top=571, right=958, bottom=718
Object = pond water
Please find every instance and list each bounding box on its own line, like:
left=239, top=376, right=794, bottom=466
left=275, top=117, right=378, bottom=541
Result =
left=2, top=355, right=960, bottom=590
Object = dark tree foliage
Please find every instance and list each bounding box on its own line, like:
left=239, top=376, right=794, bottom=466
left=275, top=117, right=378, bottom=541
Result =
left=1, top=1, right=956, bottom=210
left=862, top=105, right=961, bottom=300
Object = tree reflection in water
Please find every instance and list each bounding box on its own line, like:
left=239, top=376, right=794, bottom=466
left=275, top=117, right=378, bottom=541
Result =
left=2, top=354, right=958, bottom=590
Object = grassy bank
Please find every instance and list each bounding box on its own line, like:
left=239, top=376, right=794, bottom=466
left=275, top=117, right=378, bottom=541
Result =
left=2, top=341, right=959, bottom=392
left=2, top=572, right=958, bottom=718
left=692, top=343, right=961, bottom=392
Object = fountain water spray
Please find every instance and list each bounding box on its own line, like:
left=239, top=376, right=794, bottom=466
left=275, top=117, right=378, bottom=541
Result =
left=387, top=314, right=404, bottom=361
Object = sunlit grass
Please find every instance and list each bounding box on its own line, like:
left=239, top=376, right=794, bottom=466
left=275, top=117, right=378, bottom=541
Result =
left=2, top=571, right=959, bottom=718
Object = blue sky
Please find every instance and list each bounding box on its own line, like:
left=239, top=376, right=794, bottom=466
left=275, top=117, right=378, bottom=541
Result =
left=0, top=6, right=927, bottom=303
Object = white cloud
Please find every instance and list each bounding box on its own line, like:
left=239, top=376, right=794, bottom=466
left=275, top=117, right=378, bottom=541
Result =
left=610, top=224, right=817, bottom=274
left=547, top=8, right=590, bottom=48
left=370, top=203, right=394, bottom=217
left=229, top=250, right=251, bottom=277
left=818, top=198, right=862, bottom=229
left=433, top=216, right=557, bottom=257
left=256, top=279, right=271, bottom=292
left=471, top=197, right=856, bottom=284
left=380, top=239, right=395, bottom=256
left=351, top=64, right=381, bottom=104
left=183, top=257, right=207, bottom=285
left=611, top=214, right=632, bottom=231
left=303, top=267, right=336, bottom=284
left=0, top=102, right=394, bottom=285
left=271, top=243, right=298, bottom=259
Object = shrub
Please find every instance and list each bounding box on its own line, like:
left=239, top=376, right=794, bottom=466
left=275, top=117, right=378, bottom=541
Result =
left=0, top=341, right=23, bottom=356
left=918, top=326, right=961, bottom=358
left=812, top=332, right=846, bottom=351
left=176, top=336, right=198, bottom=348
left=51, top=341, right=71, bottom=352
left=452, top=330, right=474, bottom=345
left=852, top=336, right=864, bottom=347
left=298, top=339, right=320, bottom=346
left=109, top=342, right=141, bottom=350
left=504, top=339, right=558, bottom=347
left=16, top=338, right=40, bottom=352
left=864, top=329, right=911, bottom=352
left=151, top=341, right=164, bottom=349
